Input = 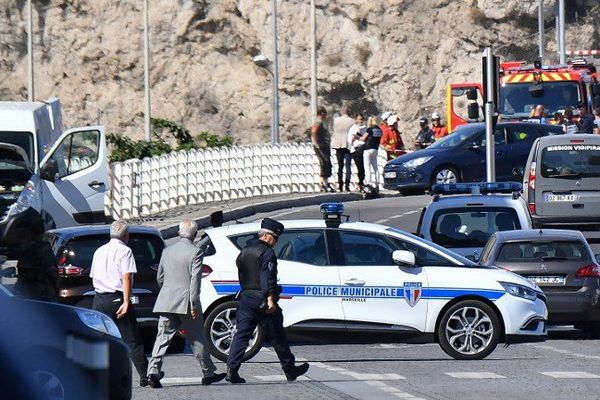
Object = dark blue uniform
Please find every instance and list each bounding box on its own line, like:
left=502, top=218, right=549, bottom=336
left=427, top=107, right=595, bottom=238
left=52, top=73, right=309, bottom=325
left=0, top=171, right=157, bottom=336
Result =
left=227, top=239, right=295, bottom=372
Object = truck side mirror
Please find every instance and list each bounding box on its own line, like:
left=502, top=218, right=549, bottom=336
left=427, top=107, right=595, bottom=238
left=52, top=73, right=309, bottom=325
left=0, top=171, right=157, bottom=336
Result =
left=466, top=88, right=478, bottom=101
left=40, top=159, right=58, bottom=182
left=468, top=103, right=480, bottom=120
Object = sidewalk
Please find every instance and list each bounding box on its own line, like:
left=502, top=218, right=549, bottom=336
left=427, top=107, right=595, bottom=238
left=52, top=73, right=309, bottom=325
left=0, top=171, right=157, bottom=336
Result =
left=139, top=191, right=369, bottom=239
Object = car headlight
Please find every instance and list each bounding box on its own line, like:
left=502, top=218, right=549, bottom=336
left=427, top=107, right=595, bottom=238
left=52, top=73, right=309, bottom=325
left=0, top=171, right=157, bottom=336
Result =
left=499, top=281, right=538, bottom=302
left=403, top=156, right=433, bottom=169
left=76, top=309, right=122, bottom=339
left=7, top=180, right=35, bottom=216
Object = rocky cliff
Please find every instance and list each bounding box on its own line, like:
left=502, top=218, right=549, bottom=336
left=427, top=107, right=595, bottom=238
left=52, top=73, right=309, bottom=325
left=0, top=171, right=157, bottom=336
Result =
left=0, top=0, right=598, bottom=145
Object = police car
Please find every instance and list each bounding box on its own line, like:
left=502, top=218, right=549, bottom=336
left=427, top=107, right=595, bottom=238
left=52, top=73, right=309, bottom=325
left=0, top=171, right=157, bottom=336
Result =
left=198, top=203, right=547, bottom=361
left=417, top=182, right=532, bottom=261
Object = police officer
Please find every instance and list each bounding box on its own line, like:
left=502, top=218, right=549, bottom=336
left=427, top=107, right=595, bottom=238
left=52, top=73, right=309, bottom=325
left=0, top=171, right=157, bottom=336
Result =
left=15, top=219, right=58, bottom=302
left=226, top=218, right=309, bottom=384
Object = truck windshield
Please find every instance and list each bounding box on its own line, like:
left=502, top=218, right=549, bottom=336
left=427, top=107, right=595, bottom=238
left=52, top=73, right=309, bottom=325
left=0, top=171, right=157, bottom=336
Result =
left=499, top=81, right=581, bottom=118
left=0, top=132, right=34, bottom=162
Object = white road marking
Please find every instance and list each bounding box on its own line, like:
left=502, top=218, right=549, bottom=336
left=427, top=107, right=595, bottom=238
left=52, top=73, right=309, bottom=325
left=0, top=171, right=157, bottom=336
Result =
left=254, top=375, right=310, bottom=382
left=160, top=377, right=204, bottom=385
left=446, top=372, right=506, bottom=379
left=539, top=371, right=600, bottom=379
left=527, top=343, right=600, bottom=361
left=375, top=209, right=420, bottom=224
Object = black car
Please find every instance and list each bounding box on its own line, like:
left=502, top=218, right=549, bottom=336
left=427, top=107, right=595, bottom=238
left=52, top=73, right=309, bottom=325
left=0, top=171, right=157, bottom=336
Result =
left=383, top=122, right=564, bottom=195
left=45, top=225, right=165, bottom=327
left=0, top=282, right=131, bottom=400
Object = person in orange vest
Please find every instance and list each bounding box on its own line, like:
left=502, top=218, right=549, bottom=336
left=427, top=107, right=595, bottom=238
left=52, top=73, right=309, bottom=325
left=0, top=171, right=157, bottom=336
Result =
left=380, top=115, right=405, bottom=160
left=431, top=112, right=448, bottom=141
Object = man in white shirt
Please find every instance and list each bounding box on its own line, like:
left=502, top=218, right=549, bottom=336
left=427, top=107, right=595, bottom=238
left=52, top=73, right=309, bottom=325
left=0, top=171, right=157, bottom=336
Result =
left=91, top=221, right=149, bottom=387
left=332, top=107, right=356, bottom=191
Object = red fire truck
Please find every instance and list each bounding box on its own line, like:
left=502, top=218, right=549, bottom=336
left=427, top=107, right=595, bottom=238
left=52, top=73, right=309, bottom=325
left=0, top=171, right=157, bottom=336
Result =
left=446, top=50, right=600, bottom=132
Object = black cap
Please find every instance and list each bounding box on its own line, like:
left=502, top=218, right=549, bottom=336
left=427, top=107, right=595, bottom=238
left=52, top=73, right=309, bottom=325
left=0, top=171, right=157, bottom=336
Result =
left=419, top=117, right=428, bottom=125
left=261, top=218, right=284, bottom=237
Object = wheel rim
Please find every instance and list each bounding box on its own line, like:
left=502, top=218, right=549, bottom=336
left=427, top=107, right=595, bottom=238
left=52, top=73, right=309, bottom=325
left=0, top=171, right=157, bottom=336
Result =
left=210, top=307, right=259, bottom=356
left=445, top=306, right=494, bottom=356
left=32, top=370, right=65, bottom=400
left=436, top=169, right=457, bottom=184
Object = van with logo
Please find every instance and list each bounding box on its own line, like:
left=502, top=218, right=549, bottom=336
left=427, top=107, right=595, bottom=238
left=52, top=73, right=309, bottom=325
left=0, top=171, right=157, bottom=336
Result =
left=523, top=134, right=600, bottom=229
left=0, top=98, right=108, bottom=256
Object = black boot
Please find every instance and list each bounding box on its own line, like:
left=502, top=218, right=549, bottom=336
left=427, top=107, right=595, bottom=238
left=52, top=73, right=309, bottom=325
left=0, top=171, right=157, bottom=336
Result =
left=226, top=368, right=246, bottom=384
left=202, top=372, right=226, bottom=386
left=284, top=362, right=310, bottom=382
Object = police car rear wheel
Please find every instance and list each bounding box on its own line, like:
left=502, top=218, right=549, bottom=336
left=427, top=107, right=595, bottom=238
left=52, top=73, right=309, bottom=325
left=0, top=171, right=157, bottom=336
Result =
left=438, top=300, right=500, bottom=360
left=205, top=301, right=264, bottom=363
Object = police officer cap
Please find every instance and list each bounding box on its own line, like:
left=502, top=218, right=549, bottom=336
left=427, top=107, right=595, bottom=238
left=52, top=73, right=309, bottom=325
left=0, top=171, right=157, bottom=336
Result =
left=261, top=218, right=284, bottom=237
left=419, top=117, right=428, bottom=125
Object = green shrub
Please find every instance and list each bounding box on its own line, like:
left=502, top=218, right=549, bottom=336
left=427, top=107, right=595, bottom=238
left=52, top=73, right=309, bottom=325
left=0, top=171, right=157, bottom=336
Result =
left=107, top=132, right=172, bottom=163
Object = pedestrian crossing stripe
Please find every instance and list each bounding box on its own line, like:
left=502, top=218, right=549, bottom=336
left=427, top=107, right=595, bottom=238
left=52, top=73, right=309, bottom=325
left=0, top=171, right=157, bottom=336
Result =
left=539, top=371, right=600, bottom=379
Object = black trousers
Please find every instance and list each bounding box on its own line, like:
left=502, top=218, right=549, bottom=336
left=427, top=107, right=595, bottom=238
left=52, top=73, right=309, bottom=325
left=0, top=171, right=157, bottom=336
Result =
left=227, top=292, right=295, bottom=371
left=352, top=149, right=365, bottom=186
left=335, top=148, right=352, bottom=189
left=93, top=292, right=148, bottom=379
left=313, top=145, right=332, bottom=179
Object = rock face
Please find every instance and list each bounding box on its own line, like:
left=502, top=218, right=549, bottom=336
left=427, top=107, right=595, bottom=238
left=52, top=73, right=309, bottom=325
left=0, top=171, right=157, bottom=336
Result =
left=0, top=0, right=598, bottom=145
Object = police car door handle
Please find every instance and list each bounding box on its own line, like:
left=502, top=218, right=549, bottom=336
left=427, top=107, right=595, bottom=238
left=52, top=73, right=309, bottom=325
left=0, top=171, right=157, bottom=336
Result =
left=343, top=278, right=365, bottom=286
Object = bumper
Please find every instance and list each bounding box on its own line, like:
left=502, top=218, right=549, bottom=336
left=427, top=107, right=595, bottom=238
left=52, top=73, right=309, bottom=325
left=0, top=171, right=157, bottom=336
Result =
left=496, top=293, right=548, bottom=342
left=532, top=215, right=600, bottom=229
left=382, top=168, right=430, bottom=191
left=545, top=287, right=600, bottom=323
left=0, top=207, right=41, bottom=258
left=108, top=337, right=132, bottom=400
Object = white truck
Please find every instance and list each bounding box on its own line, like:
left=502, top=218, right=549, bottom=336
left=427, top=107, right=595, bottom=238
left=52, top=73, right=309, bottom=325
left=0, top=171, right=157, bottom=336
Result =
left=0, top=98, right=108, bottom=256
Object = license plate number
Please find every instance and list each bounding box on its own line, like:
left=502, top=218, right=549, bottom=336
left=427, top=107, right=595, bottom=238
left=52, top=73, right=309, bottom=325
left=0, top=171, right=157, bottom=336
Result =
left=384, top=171, right=397, bottom=179
left=527, top=275, right=565, bottom=285
left=544, top=193, right=578, bottom=202
left=130, top=295, right=139, bottom=305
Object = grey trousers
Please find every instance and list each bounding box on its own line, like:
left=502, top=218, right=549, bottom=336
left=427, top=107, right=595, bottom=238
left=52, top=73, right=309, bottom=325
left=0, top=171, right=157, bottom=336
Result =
left=147, top=313, right=217, bottom=378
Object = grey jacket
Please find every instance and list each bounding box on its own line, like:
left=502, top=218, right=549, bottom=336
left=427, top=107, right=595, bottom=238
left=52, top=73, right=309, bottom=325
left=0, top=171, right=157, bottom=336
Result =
left=153, top=238, right=203, bottom=315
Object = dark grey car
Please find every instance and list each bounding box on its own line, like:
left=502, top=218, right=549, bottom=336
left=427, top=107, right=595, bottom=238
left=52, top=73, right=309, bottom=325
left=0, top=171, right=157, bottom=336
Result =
left=479, top=229, right=600, bottom=337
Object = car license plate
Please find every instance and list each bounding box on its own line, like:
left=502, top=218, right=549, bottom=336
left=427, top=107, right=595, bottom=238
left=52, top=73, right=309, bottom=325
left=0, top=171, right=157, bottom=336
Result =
left=130, top=295, right=139, bottom=305
left=544, top=193, right=578, bottom=202
left=384, top=171, right=397, bottom=179
left=526, top=275, right=565, bottom=285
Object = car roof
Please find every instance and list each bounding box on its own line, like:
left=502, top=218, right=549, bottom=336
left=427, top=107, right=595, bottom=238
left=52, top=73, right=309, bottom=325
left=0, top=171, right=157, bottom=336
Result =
left=48, top=225, right=162, bottom=241
left=427, top=193, right=523, bottom=208
left=536, top=134, right=600, bottom=145
left=493, top=229, right=586, bottom=242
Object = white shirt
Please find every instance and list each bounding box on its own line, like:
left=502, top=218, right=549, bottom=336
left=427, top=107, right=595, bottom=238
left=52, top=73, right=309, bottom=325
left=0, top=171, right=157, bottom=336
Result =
left=90, top=238, right=137, bottom=293
left=347, top=123, right=366, bottom=153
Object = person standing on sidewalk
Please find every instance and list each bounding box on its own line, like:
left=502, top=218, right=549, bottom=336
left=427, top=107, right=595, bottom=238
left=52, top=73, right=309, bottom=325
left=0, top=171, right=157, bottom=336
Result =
left=226, top=218, right=309, bottom=384
left=431, top=112, right=448, bottom=140
left=146, top=219, right=226, bottom=388
left=361, top=116, right=383, bottom=189
left=311, top=107, right=334, bottom=192
left=348, top=113, right=366, bottom=191
left=90, top=221, right=149, bottom=387
left=332, top=107, right=356, bottom=192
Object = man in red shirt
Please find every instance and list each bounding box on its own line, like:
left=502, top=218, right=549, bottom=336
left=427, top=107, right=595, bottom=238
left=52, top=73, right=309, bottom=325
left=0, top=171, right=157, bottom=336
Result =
left=380, top=115, right=405, bottom=160
left=431, top=112, right=448, bottom=141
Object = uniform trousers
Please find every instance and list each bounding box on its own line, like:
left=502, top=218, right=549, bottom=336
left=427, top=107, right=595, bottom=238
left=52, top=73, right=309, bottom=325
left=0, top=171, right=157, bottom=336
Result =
left=227, top=292, right=295, bottom=371
left=147, top=313, right=216, bottom=377
left=93, top=292, right=148, bottom=379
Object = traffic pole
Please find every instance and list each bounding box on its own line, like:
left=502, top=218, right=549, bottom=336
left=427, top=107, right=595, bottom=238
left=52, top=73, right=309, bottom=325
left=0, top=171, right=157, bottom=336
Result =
left=309, top=0, right=317, bottom=123
left=271, top=0, right=280, bottom=144
left=538, top=0, right=545, bottom=62
left=27, top=0, right=34, bottom=102
left=558, top=0, right=566, bottom=64
left=484, top=47, right=496, bottom=183
left=143, top=0, right=151, bottom=141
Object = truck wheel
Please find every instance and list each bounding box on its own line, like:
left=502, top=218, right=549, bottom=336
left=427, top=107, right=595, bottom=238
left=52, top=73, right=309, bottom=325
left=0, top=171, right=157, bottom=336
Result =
left=437, top=300, right=501, bottom=360
left=204, top=300, right=264, bottom=362
left=433, top=167, right=459, bottom=185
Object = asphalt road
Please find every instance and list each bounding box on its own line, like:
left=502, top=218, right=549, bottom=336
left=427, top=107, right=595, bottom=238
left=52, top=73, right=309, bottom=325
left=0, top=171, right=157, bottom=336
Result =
left=149, top=195, right=600, bottom=400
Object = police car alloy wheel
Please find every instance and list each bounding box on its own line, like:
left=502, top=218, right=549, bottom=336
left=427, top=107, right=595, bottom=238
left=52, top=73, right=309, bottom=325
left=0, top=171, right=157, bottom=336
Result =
left=434, top=167, right=458, bottom=185
left=437, top=300, right=501, bottom=360
left=204, top=301, right=264, bottom=362
left=32, top=370, right=66, bottom=400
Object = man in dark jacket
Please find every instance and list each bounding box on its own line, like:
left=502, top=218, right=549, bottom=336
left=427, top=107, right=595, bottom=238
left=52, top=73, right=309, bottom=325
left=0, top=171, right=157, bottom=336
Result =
left=226, top=218, right=309, bottom=384
left=415, top=117, right=435, bottom=150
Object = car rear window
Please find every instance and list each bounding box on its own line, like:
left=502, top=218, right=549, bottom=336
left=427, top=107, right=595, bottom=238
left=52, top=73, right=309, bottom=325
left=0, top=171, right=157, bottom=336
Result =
left=62, top=234, right=164, bottom=270
left=540, top=144, right=600, bottom=179
left=497, top=241, right=590, bottom=263
left=431, top=207, right=521, bottom=248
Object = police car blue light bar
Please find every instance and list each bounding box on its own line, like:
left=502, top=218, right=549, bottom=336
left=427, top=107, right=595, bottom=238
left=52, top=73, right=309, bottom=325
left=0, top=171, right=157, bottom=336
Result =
left=320, top=202, right=344, bottom=216
left=431, top=182, right=522, bottom=195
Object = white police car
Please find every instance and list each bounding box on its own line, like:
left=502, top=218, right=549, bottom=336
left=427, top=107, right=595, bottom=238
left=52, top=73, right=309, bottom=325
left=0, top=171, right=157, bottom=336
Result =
left=417, top=182, right=532, bottom=261
left=198, top=203, right=547, bottom=361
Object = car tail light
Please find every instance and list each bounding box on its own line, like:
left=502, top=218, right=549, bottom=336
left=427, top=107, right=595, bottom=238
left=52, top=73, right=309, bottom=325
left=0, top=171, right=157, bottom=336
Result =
left=201, top=264, right=213, bottom=278
left=528, top=162, right=536, bottom=191
left=57, top=265, right=85, bottom=275
left=57, top=253, right=68, bottom=266
left=575, top=264, right=600, bottom=277
left=528, top=203, right=536, bottom=214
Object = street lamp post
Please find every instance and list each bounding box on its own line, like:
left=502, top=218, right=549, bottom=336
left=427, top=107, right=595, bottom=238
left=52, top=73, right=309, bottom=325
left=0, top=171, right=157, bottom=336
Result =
left=27, top=0, right=34, bottom=101
left=253, top=54, right=279, bottom=145
left=143, top=0, right=151, bottom=141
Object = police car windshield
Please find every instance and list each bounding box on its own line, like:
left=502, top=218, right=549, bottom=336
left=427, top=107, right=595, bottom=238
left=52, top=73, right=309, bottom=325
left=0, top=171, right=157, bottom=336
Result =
left=428, top=127, right=478, bottom=149
left=386, top=228, right=476, bottom=266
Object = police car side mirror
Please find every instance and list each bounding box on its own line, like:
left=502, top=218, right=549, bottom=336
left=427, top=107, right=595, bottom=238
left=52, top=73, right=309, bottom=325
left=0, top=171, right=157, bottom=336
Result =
left=392, top=250, right=416, bottom=267
left=2, top=266, right=16, bottom=278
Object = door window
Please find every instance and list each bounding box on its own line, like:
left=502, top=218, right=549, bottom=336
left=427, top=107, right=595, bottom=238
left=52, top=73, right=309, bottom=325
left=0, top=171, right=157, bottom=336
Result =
left=47, top=130, right=100, bottom=178
left=506, top=126, right=538, bottom=144
left=340, top=231, right=396, bottom=266
left=388, top=237, right=451, bottom=266
left=479, top=128, right=507, bottom=147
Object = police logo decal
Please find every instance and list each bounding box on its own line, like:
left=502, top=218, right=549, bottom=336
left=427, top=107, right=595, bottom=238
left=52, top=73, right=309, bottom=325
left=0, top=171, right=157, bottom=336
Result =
left=403, top=282, right=422, bottom=307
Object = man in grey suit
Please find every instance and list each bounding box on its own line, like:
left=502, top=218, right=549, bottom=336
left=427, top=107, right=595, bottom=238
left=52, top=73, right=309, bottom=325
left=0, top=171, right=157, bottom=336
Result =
left=146, top=219, right=226, bottom=388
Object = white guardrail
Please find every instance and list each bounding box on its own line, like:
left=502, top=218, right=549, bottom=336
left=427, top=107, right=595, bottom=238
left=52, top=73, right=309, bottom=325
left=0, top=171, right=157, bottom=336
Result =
left=105, top=143, right=388, bottom=220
